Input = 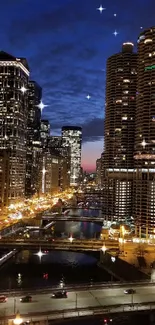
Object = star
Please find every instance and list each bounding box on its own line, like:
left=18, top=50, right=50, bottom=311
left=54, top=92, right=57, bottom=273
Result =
left=113, top=30, right=118, bottom=37
left=114, top=13, right=117, bottom=17
left=37, top=100, right=48, bottom=112
left=86, top=95, right=91, bottom=100
left=20, top=86, right=27, bottom=94
left=140, top=26, right=143, bottom=29
left=97, top=5, right=106, bottom=13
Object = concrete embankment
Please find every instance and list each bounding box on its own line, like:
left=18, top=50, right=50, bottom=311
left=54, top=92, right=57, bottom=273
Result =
left=99, top=252, right=149, bottom=281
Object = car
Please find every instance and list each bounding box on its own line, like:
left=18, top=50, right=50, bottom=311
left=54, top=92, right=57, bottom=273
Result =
left=51, top=290, right=67, bottom=299
left=124, top=289, right=135, bottom=294
left=0, top=295, right=7, bottom=303
left=20, top=295, right=32, bottom=302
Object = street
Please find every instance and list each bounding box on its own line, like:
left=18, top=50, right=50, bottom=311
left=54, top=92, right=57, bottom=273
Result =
left=1, top=285, right=155, bottom=316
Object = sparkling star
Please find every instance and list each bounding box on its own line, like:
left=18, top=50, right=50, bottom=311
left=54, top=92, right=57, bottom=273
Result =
left=20, top=86, right=27, bottom=94
left=37, top=100, right=48, bottom=112
left=140, top=26, right=143, bottom=29
left=141, top=139, right=147, bottom=149
left=86, top=95, right=91, bottom=100
left=114, top=13, right=117, bottom=17
left=113, top=30, right=118, bottom=36
left=97, top=5, right=106, bottom=13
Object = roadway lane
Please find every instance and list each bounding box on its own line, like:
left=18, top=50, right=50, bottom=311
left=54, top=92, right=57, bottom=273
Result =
left=1, top=285, right=155, bottom=316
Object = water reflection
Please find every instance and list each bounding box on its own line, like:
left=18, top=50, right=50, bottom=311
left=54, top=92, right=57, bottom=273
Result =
left=0, top=209, right=105, bottom=290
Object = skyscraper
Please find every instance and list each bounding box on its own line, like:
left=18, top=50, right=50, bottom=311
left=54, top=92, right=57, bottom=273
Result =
left=62, top=126, right=82, bottom=186
left=0, top=51, right=29, bottom=203
left=103, top=43, right=137, bottom=222
left=134, top=27, right=155, bottom=237
left=25, top=81, right=42, bottom=197
left=40, top=119, right=50, bottom=148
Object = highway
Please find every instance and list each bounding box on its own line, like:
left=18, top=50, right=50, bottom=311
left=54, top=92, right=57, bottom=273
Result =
left=1, top=285, right=155, bottom=317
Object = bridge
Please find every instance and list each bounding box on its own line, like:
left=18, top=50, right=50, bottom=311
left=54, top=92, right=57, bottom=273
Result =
left=1, top=283, right=155, bottom=321
left=0, top=238, right=119, bottom=251
left=42, top=214, right=104, bottom=223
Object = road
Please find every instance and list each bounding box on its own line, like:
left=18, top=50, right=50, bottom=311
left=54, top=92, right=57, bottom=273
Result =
left=1, top=285, right=155, bottom=316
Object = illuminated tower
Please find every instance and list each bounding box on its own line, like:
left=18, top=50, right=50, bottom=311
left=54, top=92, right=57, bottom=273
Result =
left=103, top=43, right=137, bottom=222
left=62, top=126, right=82, bottom=186
left=0, top=51, right=29, bottom=203
left=40, top=120, right=50, bottom=148
left=134, top=27, right=155, bottom=237
left=25, top=81, right=42, bottom=197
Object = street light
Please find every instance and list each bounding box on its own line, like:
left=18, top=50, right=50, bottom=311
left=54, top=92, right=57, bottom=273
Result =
left=13, top=311, right=23, bottom=325
left=101, top=245, right=107, bottom=253
left=69, top=236, right=73, bottom=243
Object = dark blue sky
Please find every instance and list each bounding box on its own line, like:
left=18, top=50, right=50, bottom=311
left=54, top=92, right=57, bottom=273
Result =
left=1, top=0, right=155, bottom=171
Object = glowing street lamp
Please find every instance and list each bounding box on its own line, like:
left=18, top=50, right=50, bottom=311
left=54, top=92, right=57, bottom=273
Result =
left=13, top=311, right=23, bottom=325
left=101, top=245, right=107, bottom=253
left=36, top=249, right=44, bottom=258
left=69, top=236, right=73, bottom=243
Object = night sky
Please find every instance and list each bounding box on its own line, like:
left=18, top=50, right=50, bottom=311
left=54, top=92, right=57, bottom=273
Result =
left=1, top=0, right=155, bottom=171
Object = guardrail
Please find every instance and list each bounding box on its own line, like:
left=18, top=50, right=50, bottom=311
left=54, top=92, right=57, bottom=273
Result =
left=0, top=279, right=154, bottom=296
left=3, top=302, right=155, bottom=322
left=0, top=238, right=119, bottom=249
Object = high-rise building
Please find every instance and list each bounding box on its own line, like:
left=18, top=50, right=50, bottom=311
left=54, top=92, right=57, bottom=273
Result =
left=40, top=120, right=50, bottom=148
left=134, top=27, right=155, bottom=237
left=25, top=81, right=42, bottom=197
left=103, top=43, right=137, bottom=222
left=0, top=51, right=29, bottom=203
left=62, top=126, right=82, bottom=186
left=0, top=149, right=10, bottom=207
left=96, top=158, right=102, bottom=186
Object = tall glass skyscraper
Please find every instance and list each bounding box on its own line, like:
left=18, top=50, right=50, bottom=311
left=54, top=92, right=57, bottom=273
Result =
left=103, top=43, right=137, bottom=222
left=0, top=51, right=29, bottom=203
left=25, top=81, right=42, bottom=197
left=62, top=126, right=82, bottom=186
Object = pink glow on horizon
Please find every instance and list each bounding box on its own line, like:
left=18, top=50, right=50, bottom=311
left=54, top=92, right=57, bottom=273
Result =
left=81, top=140, right=103, bottom=172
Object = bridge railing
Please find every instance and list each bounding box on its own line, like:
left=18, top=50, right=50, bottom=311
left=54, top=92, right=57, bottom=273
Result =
left=1, top=302, right=155, bottom=321
left=0, top=279, right=153, bottom=296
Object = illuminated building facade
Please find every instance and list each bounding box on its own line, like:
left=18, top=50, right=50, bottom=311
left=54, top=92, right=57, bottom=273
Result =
left=134, top=27, right=155, bottom=237
left=40, top=150, right=61, bottom=194
left=96, top=158, right=102, bottom=186
left=25, top=81, right=42, bottom=197
left=47, top=136, right=70, bottom=190
left=0, top=51, right=29, bottom=202
left=0, top=149, right=10, bottom=207
left=103, top=43, right=137, bottom=222
left=62, top=126, right=82, bottom=186
left=40, top=120, right=50, bottom=147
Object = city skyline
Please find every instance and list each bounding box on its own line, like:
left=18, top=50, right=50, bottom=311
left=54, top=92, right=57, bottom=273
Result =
left=0, top=0, right=155, bottom=171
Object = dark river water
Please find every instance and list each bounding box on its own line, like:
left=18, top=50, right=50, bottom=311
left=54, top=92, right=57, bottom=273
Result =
left=0, top=208, right=112, bottom=290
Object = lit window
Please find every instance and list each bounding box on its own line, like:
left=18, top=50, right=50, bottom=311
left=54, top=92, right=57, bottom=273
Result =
left=122, top=116, right=128, bottom=120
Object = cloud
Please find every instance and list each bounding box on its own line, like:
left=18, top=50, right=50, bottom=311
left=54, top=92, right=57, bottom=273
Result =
left=82, top=118, right=104, bottom=142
